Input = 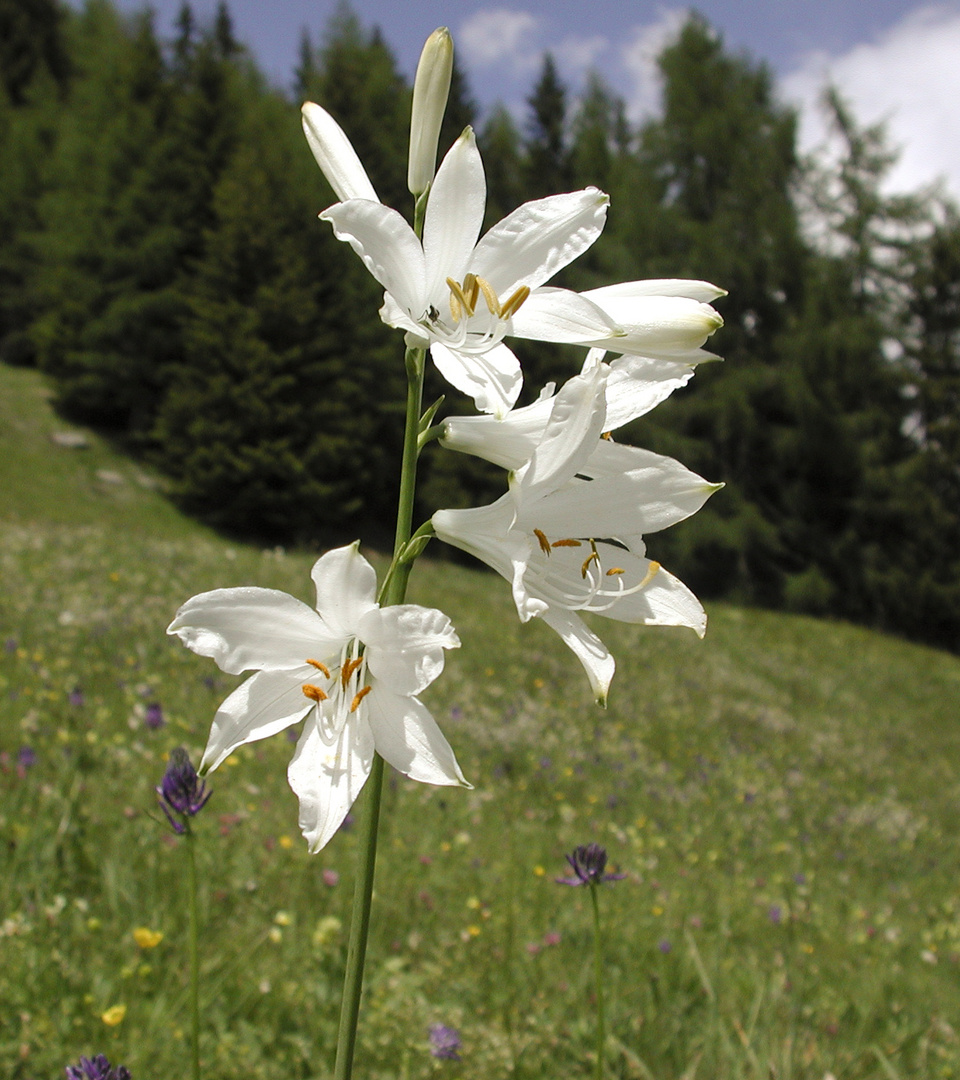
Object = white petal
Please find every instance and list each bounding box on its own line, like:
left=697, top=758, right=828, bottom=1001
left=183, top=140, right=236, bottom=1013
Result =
left=310, top=543, right=379, bottom=640
left=359, top=605, right=459, bottom=697
left=430, top=341, right=522, bottom=417
left=582, top=294, right=723, bottom=354
left=287, top=712, right=375, bottom=853
left=603, top=356, right=697, bottom=430
left=510, top=287, right=622, bottom=344
left=587, top=279, right=726, bottom=304
left=432, top=498, right=522, bottom=581
left=440, top=393, right=553, bottom=470
left=469, top=188, right=609, bottom=296
left=301, top=103, right=379, bottom=203
left=366, top=688, right=470, bottom=787
left=168, top=587, right=333, bottom=675
left=515, top=363, right=607, bottom=504
left=538, top=605, right=615, bottom=706
left=598, top=558, right=707, bottom=636
left=533, top=448, right=721, bottom=536
left=320, top=200, right=426, bottom=318
left=423, top=129, right=486, bottom=301
left=200, top=669, right=313, bottom=773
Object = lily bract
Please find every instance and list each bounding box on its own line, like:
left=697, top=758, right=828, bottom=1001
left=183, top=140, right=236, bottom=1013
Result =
left=167, top=543, right=468, bottom=852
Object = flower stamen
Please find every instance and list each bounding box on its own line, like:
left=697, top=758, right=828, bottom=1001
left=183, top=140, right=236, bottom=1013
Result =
left=306, top=659, right=331, bottom=677
left=302, top=684, right=328, bottom=702
left=533, top=528, right=552, bottom=556
left=341, top=656, right=364, bottom=689
left=476, top=276, right=501, bottom=316
left=446, top=277, right=476, bottom=321
left=606, top=567, right=625, bottom=576
left=581, top=551, right=599, bottom=579
left=552, top=538, right=583, bottom=548
left=350, top=685, right=372, bottom=712
left=500, top=285, right=530, bottom=319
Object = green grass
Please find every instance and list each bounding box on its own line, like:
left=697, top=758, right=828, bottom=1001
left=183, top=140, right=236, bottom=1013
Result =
left=2, top=363, right=960, bottom=1079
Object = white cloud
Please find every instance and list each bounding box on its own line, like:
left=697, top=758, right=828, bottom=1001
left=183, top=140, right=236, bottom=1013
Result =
left=781, top=4, right=960, bottom=199
left=553, top=34, right=609, bottom=78
left=619, top=7, right=689, bottom=121
left=458, top=8, right=540, bottom=71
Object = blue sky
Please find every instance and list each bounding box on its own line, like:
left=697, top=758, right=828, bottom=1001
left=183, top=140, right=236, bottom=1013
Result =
left=94, top=0, right=960, bottom=197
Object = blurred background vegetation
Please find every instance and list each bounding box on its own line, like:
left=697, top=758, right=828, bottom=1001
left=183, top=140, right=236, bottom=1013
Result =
left=2, top=0, right=959, bottom=651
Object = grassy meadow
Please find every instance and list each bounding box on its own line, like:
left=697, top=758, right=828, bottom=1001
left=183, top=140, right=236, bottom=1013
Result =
left=2, top=362, right=960, bottom=1079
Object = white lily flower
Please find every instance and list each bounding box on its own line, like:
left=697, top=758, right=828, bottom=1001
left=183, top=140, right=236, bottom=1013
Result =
left=318, top=126, right=613, bottom=417
left=167, top=543, right=468, bottom=852
left=432, top=364, right=720, bottom=704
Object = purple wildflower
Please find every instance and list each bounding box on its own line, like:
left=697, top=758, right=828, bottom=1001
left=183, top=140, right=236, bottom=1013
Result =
left=556, top=843, right=626, bottom=887
left=17, top=746, right=36, bottom=769
left=69, top=687, right=85, bottom=708
left=658, top=938, right=672, bottom=953
left=65, top=1055, right=132, bottom=1080
left=157, top=748, right=211, bottom=834
left=4, top=637, right=16, bottom=653
left=144, top=702, right=165, bottom=730
left=428, top=1023, right=462, bottom=1060
left=769, top=905, right=783, bottom=925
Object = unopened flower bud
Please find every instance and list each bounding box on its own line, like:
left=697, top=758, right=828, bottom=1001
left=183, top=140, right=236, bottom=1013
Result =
left=301, top=102, right=378, bottom=203
left=407, top=27, right=454, bottom=196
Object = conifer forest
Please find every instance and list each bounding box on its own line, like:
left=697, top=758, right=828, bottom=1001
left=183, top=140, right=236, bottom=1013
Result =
left=3, top=0, right=959, bottom=653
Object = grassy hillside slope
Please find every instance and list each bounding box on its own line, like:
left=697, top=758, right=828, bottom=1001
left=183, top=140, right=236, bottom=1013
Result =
left=2, top=363, right=959, bottom=1080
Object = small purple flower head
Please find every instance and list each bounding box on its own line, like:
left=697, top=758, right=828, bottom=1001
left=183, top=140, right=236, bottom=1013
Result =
left=17, top=746, right=36, bottom=769
left=157, top=748, right=211, bottom=834
left=144, top=702, right=165, bottom=730
left=428, top=1023, right=462, bottom=1060
left=69, top=687, right=85, bottom=708
left=556, top=843, right=626, bottom=887
left=658, top=938, right=672, bottom=954
left=768, top=904, right=783, bottom=925
left=65, top=1055, right=132, bottom=1080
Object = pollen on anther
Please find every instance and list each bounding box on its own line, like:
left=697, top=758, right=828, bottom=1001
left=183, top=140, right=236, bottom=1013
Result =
left=341, top=657, right=364, bottom=689
left=306, top=658, right=331, bottom=677
left=476, top=276, right=501, bottom=316
left=302, top=684, right=328, bottom=703
left=533, top=528, right=552, bottom=556
left=350, top=685, right=372, bottom=712
left=552, top=538, right=583, bottom=548
left=606, top=567, right=625, bottom=576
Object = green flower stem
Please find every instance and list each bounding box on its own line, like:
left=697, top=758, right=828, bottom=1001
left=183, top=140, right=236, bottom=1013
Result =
left=333, top=753, right=384, bottom=1080
left=333, top=344, right=427, bottom=1080
left=184, top=827, right=201, bottom=1080
left=590, top=883, right=605, bottom=1080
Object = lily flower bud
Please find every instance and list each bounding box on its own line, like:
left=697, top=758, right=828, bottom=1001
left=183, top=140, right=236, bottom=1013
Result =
left=407, top=27, right=454, bottom=196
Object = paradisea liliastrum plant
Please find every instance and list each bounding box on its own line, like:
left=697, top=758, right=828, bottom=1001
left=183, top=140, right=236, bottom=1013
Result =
left=164, top=26, right=725, bottom=1080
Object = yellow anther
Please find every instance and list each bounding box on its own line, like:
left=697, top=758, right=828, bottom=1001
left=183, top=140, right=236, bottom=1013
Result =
left=341, top=657, right=364, bottom=689
left=552, top=538, right=583, bottom=548
left=448, top=289, right=462, bottom=323
left=476, top=276, right=501, bottom=316
left=581, top=551, right=600, bottom=579
left=302, top=684, right=328, bottom=703
left=606, top=567, right=625, bottom=576
left=462, top=272, right=480, bottom=312
left=533, top=528, right=552, bottom=556
left=446, top=277, right=475, bottom=320
left=306, top=659, right=331, bottom=677
left=350, top=685, right=372, bottom=712
left=601, top=431, right=613, bottom=441
left=500, top=285, right=530, bottom=319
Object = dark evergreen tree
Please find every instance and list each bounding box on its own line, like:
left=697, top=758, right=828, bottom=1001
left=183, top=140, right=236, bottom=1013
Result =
left=524, top=53, right=570, bottom=196
left=0, top=0, right=71, bottom=106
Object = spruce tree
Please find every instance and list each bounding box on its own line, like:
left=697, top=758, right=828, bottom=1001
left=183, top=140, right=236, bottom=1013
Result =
left=524, top=53, right=570, bottom=196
